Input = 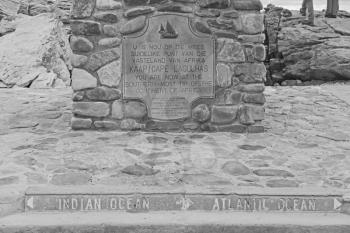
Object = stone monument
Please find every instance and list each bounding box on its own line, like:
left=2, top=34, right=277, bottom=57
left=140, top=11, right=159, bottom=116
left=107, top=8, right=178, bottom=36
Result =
left=70, top=0, right=267, bottom=132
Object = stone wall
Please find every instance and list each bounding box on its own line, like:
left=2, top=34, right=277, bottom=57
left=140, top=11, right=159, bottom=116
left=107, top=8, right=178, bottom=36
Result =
left=70, top=0, right=266, bottom=132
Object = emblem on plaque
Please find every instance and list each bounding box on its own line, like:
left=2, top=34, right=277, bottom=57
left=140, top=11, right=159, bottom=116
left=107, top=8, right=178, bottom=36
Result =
left=122, top=14, right=215, bottom=120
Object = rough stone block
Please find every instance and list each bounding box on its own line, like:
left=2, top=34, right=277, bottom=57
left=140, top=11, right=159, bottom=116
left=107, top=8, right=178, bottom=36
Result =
left=96, top=0, right=122, bottom=10
left=86, top=87, right=121, bottom=101
left=71, top=20, right=102, bottom=35
left=216, top=63, right=233, bottom=87
left=120, top=119, right=145, bottom=130
left=94, top=13, right=118, bottom=23
left=237, top=84, right=265, bottom=93
left=73, top=102, right=110, bottom=117
left=124, top=6, right=155, bottom=18
left=222, top=10, right=239, bottom=18
left=242, top=105, right=264, bottom=121
left=124, top=101, right=147, bottom=118
left=71, top=54, right=88, bottom=68
left=124, top=0, right=148, bottom=6
left=195, top=9, right=221, bottom=17
left=238, top=34, right=265, bottom=43
left=253, top=44, right=266, bottom=61
left=211, top=105, right=238, bottom=124
left=70, top=36, right=94, bottom=52
left=224, top=90, right=242, bottom=105
left=86, top=48, right=120, bottom=71
left=71, top=0, right=95, bottom=19
left=217, top=38, right=245, bottom=63
left=235, top=63, right=266, bottom=83
left=239, top=105, right=255, bottom=125
left=243, top=93, right=266, bottom=104
left=192, top=104, right=210, bottom=123
left=232, top=0, right=263, bottom=10
left=247, top=125, right=264, bottom=133
left=71, top=68, right=97, bottom=91
left=71, top=117, right=92, bottom=129
left=158, top=4, right=193, bottom=13
left=98, top=37, right=121, bottom=48
left=94, top=120, right=120, bottom=129
left=198, top=0, right=230, bottom=8
left=210, top=124, right=247, bottom=132
left=241, top=13, right=264, bottom=34
left=97, top=60, right=121, bottom=87
left=111, top=100, right=124, bottom=119
left=103, top=24, right=119, bottom=37
left=120, top=16, right=146, bottom=35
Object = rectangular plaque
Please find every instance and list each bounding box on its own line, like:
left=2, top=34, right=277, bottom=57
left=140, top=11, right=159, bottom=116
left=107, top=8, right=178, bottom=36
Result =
left=122, top=14, right=215, bottom=120
left=25, top=193, right=343, bottom=213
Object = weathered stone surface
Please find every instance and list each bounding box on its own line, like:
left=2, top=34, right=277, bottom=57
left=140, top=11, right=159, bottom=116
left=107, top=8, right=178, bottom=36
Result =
left=216, top=63, right=233, bottom=87
left=217, top=38, right=245, bottom=62
left=120, top=16, right=146, bottom=35
left=71, top=54, right=88, bottom=67
left=94, top=120, right=119, bottom=129
left=253, top=44, right=266, bottom=61
left=97, top=60, right=121, bottom=87
left=124, top=101, right=147, bottom=118
left=195, top=9, right=221, bottom=17
left=158, top=4, right=193, bottom=13
left=121, top=164, right=159, bottom=176
left=98, top=37, right=121, bottom=48
left=71, top=117, right=92, bottom=129
left=73, top=102, right=110, bottom=117
left=0, top=176, right=19, bottom=186
left=232, top=0, right=263, bottom=10
left=238, top=144, right=265, bottom=150
left=211, top=105, right=238, bottom=124
left=86, top=87, right=121, bottom=101
left=73, top=91, right=85, bottom=101
left=207, top=19, right=233, bottom=30
left=96, top=0, right=122, bottom=10
left=247, top=125, right=264, bottom=133
left=237, top=84, right=265, bottom=93
left=266, top=179, right=299, bottom=188
left=146, top=136, right=168, bottom=144
left=103, top=24, right=120, bottom=37
left=124, top=6, right=155, bottom=18
left=86, top=48, right=120, bottom=71
left=50, top=172, right=91, bottom=185
left=71, top=68, right=97, bottom=91
left=253, top=169, right=294, bottom=177
left=241, top=13, right=264, bottom=34
left=30, top=72, right=56, bottom=89
left=243, top=105, right=264, bottom=120
left=243, top=93, right=266, bottom=104
left=111, top=100, right=124, bottom=119
left=192, top=104, right=210, bottom=123
left=222, top=161, right=250, bottom=176
left=222, top=10, right=239, bottom=18
left=124, top=0, right=148, bottom=6
left=238, top=34, right=265, bottom=43
left=71, top=0, right=95, bottom=18
left=94, top=13, right=118, bottom=23
left=193, top=20, right=212, bottom=34
left=239, top=105, right=255, bottom=125
left=224, top=90, right=242, bottom=105
left=70, top=36, right=93, bottom=52
left=210, top=124, right=247, bottom=133
left=120, top=119, right=145, bottom=130
left=235, top=63, right=266, bottom=83
left=198, top=0, right=229, bottom=8
left=71, top=20, right=102, bottom=35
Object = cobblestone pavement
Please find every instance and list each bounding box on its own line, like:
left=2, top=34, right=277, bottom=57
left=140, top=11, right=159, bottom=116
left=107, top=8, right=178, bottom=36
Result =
left=0, top=85, right=349, bottom=199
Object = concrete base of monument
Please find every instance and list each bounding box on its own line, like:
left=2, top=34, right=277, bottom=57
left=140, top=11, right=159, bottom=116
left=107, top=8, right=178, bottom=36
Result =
left=1, top=211, right=350, bottom=233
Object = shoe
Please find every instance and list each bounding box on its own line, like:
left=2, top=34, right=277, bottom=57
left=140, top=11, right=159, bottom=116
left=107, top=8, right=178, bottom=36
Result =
left=300, top=8, right=306, bottom=16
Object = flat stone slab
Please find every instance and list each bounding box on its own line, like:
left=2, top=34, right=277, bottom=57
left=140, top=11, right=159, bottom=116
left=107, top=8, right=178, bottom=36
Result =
left=1, top=212, right=350, bottom=233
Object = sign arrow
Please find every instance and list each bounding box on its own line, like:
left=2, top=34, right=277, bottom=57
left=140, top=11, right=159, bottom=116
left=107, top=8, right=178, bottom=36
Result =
left=27, top=197, right=34, bottom=209
left=334, top=198, right=342, bottom=210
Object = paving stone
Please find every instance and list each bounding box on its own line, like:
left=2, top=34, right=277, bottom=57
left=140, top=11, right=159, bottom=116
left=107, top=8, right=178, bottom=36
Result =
left=124, top=148, right=143, bottom=156
left=253, top=169, right=294, bottom=178
left=146, top=136, right=168, bottom=144
left=0, top=176, right=19, bottom=186
left=238, top=144, right=265, bottom=150
left=222, top=161, right=250, bottom=176
left=173, top=137, right=193, bottom=145
left=181, top=174, right=232, bottom=185
left=120, top=16, right=146, bottom=35
left=25, top=172, right=47, bottom=184
left=50, top=172, right=91, bottom=185
left=266, top=179, right=300, bottom=188
left=121, top=164, right=159, bottom=176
